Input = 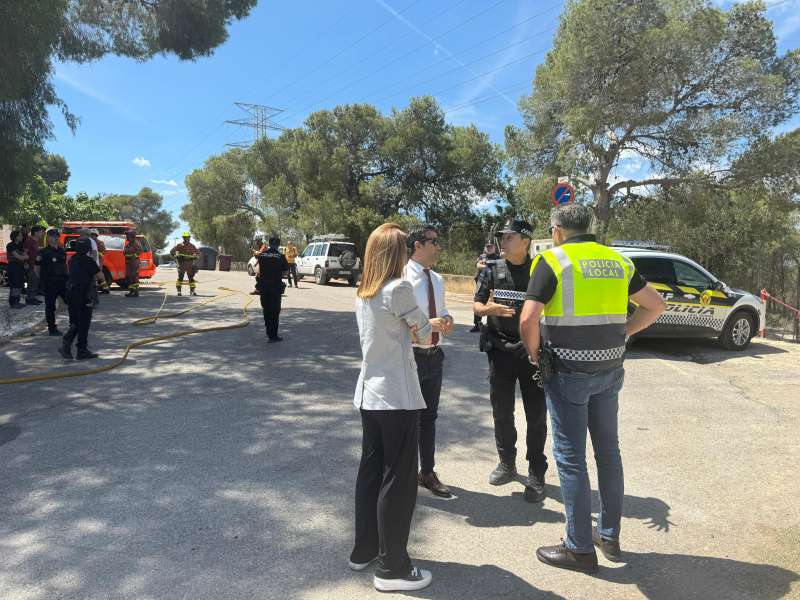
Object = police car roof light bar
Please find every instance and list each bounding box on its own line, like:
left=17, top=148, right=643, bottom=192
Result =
left=611, top=240, right=671, bottom=251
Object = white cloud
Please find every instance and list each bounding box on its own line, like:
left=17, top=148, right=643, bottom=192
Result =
left=132, top=156, right=151, bottom=168
left=151, top=179, right=178, bottom=187
left=159, top=188, right=187, bottom=197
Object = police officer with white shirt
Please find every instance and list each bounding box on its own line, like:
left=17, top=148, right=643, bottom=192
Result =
left=403, top=225, right=455, bottom=498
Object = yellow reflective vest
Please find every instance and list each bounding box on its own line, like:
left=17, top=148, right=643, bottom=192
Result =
left=531, top=239, right=634, bottom=372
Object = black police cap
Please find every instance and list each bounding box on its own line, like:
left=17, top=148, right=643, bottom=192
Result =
left=497, top=218, right=534, bottom=239
left=73, top=238, right=92, bottom=254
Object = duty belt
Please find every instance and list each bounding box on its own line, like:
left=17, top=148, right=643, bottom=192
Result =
left=552, top=345, right=626, bottom=362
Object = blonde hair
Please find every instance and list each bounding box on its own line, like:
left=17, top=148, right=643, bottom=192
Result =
left=357, top=223, right=408, bottom=299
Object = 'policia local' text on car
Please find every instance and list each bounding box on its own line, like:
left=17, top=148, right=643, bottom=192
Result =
left=613, top=243, right=765, bottom=350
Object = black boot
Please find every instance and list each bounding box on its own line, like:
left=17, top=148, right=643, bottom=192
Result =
left=76, top=348, right=99, bottom=360
left=58, top=342, right=73, bottom=359
left=524, top=469, right=546, bottom=503
left=48, top=327, right=63, bottom=337
left=488, top=461, right=516, bottom=486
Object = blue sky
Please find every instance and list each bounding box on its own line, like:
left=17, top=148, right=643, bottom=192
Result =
left=47, top=0, right=800, bottom=242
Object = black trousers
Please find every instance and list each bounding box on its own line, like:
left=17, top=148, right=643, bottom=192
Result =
left=351, top=409, right=419, bottom=579
left=259, top=290, right=282, bottom=339
left=43, top=279, right=68, bottom=331
left=413, top=346, right=444, bottom=474
left=488, top=349, right=548, bottom=477
left=64, top=299, right=93, bottom=350
left=286, top=264, right=298, bottom=287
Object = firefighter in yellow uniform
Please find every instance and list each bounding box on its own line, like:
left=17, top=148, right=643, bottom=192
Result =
left=170, top=233, right=199, bottom=296
left=123, top=229, right=143, bottom=298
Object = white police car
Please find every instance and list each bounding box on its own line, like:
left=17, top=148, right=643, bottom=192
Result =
left=614, top=243, right=765, bottom=350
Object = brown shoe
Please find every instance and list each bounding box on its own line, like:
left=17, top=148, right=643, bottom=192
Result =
left=418, top=471, right=451, bottom=498
left=592, top=527, right=622, bottom=562
left=536, top=541, right=598, bottom=574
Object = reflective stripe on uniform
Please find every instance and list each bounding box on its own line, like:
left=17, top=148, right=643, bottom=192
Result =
left=553, top=346, right=626, bottom=362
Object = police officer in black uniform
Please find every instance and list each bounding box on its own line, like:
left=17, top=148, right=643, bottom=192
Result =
left=59, top=237, right=100, bottom=360
left=36, top=228, right=69, bottom=336
left=257, top=235, right=289, bottom=343
left=473, top=218, right=548, bottom=503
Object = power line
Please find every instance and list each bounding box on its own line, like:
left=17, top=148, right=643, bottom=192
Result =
left=443, top=81, right=532, bottom=115
left=275, top=2, right=560, bottom=125
left=278, top=19, right=557, bottom=124
left=274, top=0, right=475, bottom=109
left=269, top=0, right=425, bottom=105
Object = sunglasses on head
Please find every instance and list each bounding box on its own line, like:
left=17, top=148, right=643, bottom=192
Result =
left=549, top=224, right=560, bottom=234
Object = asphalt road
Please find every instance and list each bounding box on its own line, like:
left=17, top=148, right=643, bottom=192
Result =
left=1, top=268, right=798, bottom=600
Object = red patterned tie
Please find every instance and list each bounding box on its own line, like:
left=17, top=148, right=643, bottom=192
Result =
left=423, top=268, right=439, bottom=345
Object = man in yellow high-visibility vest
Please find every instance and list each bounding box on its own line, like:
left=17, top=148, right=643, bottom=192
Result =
left=520, top=203, right=665, bottom=574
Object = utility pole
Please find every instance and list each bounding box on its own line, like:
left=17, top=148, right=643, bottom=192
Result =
left=225, top=103, right=285, bottom=148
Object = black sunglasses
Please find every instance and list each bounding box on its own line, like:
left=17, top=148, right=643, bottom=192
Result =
left=424, top=237, right=440, bottom=246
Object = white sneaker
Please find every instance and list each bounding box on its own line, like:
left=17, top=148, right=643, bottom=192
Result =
left=348, top=555, right=378, bottom=571
left=374, top=567, right=432, bottom=592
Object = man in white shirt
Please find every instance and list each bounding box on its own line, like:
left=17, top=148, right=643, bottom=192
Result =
left=403, top=225, right=455, bottom=497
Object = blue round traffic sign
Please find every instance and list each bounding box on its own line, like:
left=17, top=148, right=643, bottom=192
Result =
left=550, top=182, right=576, bottom=206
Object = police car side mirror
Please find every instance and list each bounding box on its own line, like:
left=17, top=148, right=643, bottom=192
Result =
left=712, top=280, right=725, bottom=292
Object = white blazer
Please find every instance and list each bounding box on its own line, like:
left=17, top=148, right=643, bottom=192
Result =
left=353, top=278, right=432, bottom=411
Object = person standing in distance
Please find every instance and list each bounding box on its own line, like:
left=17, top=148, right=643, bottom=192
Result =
left=403, top=225, right=455, bottom=498
left=36, top=229, right=69, bottom=335
left=256, top=235, right=289, bottom=343
left=473, top=219, right=548, bottom=502
left=23, top=225, right=45, bottom=305
left=285, top=240, right=300, bottom=288
left=6, top=230, right=28, bottom=309
left=350, top=223, right=444, bottom=593
left=520, top=204, right=666, bottom=573
left=471, top=241, right=500, bottom=332
left=90, top=229, right=110, bottom=294
left=123, top=230, right=143, bottom=298
left=59, top=237, right=101, bottom=360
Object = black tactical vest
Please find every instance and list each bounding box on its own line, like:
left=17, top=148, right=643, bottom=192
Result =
left=486, top=257, right=532, bottom=347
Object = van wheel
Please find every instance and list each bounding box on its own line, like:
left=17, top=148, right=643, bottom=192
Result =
left=720, top=312, right=754, bottom=350
left=315, top=267, right=328, bottom=285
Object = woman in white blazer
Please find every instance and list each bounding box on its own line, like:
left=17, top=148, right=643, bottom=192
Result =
left=348, top=223, right=444, bottom=593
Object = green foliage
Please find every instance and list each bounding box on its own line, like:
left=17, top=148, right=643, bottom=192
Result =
left=184, top=97, right=506, bottom=259
left=183, top=150, right=256, bottom=259
left=105, top=187, right=178, bottom=250
left=4, top=176, right=117, bottom=227
left=0, top=0, right=257, bottom=214
left=506, top=0, right=800, bottom=239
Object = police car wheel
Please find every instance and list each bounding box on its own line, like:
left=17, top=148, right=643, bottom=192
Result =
left=720, top=312, right=754, bottom=351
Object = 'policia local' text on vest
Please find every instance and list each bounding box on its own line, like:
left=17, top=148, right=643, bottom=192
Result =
left=531, top=241, right=634, bottom=373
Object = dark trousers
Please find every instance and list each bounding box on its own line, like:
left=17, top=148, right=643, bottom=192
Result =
left=488, top=349, right=548, bottom=477
left=26, top=268, right=40, bottom=301
left=64, top=300, right=93, bottom=350
left=260, top=290, right=282, bottom=339
left=44, top=280, right=68, bottom=331
left=8, top=263, right=25, bottom=305
left=413, top=346, right=444, bottom=474
left=351, top=409, right=419, bottom=579
left=286, top=264, right=298, bottom=287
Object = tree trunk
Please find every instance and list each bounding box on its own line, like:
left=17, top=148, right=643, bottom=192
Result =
left=593, top=186, right=611, bottom=244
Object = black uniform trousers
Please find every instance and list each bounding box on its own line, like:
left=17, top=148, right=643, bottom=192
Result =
left=259, top=287, right=282, bottom=339
left=413, top=346, right=444, bottom=474
left=43, top=279, right=68, bottom=331
left=488, top=349, right=548, bottom=477
left=63, top=296, right=93, bottom=350
left=351, top=408, right=419, bottom=579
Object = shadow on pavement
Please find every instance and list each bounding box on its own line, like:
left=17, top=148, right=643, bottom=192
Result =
left=409, top=560, right=567, bottom=599
left=596, top=552, right=799, bottom=600
left=1, top=295, right=796, bottom=599
left=626, top=337, right=787, bottom=365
